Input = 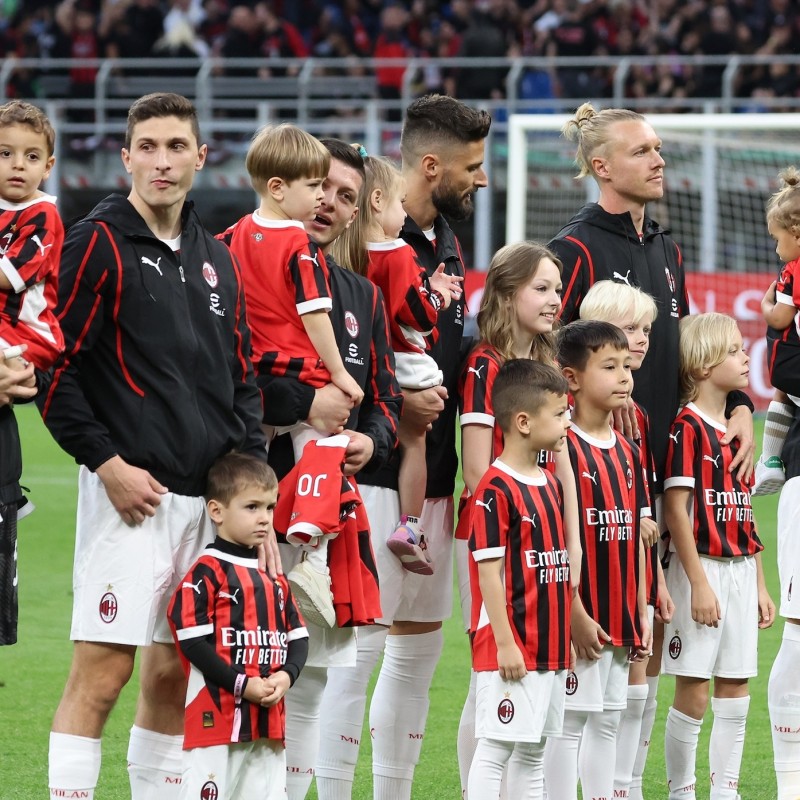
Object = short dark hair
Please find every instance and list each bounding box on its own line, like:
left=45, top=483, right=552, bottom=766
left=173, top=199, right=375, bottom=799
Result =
left=206, top=453, right=277, bottom=505
left=0, top=100, right=55, bottom=156
left=400, top=94, right=491, bottom=162
left=557, top=319, right=629, bottom=372
left=319, top=138, right=366, bottom=183
left=125, top=93, right=201, bottom=149
left=492, top=359, right=568, bottom=433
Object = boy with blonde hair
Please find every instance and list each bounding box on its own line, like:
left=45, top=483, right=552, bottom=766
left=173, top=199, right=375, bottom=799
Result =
left=579, top=280, right=672, bottom=799
left=663, top=313, right=774, bottom=800
left=220, top=123, right=364, bottom=628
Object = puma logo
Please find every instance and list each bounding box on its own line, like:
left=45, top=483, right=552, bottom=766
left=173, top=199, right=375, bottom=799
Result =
left=703, top=454, right=721, bottom=468
left=467, top=365, right=485, bottom=378
left=31, top=234, right=52, bottom=257
left=182, top=579, right=203, bottom=594
left=219, top=589, right=240, bottom=604
left=475, top=497, right=494, bottom=512
left=141, top=256, right=163, bottom=276
left=582, top=470, right=598, bottom=485
left=299, top=253, right=319, bottom=267
left=613, top=270, right=632, bottom=286
left=521, top=513, right=537, bottom=526
left=669, top=431, right=680, bottom=443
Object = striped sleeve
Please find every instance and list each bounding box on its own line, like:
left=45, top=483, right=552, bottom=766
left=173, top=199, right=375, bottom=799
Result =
left=663, top=418, right=696, bottom=491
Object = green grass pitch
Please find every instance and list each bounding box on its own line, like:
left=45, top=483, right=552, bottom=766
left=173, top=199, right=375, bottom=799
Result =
left=0, top=407, right=783, bottom=798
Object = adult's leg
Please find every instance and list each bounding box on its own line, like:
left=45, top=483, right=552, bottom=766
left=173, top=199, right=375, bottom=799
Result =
left=316, top=625, right=389, bottom=800
left=128, top=642, right=187, bottom=799
left=49, top=641, right=136, bottom=798
left=770, top=621, right=800, bottom=800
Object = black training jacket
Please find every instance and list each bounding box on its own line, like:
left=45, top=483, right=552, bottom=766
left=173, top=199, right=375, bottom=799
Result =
left=38, top=195, right=266, bottom=496
left=549, top=202, right=690, bottom=479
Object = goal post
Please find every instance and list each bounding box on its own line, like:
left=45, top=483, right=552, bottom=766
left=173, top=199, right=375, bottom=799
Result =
left=506, top=113, right=800, bottom=273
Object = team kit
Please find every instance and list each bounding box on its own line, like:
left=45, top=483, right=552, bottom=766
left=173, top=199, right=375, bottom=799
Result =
left=0, top=92, right=797, bottom=800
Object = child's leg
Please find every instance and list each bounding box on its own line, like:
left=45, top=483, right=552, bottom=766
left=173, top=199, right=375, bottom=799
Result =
left=665, top=676, right=709, bottom=800
left=614, top=657, right=649, bottom=798
left=542, top=709, right=587, bottom=800
left=708, top=678, right=749, bottom=800
left=579, top=708, right=622, bottom=799
left=386, top=428, right=433, bottom=575
left=754, top=391, right=793, bottom=495
left=468, top=738, right=514, bottom=798
left=770, top=622, right=800, bottom=800
left=507, top=740, right=546, bottom=800
left=457, top=669, right=478, bottom=799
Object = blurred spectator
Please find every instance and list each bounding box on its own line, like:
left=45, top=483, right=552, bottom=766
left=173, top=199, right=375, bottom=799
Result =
left=258, top=1, right=308, bottom=65
left=546, top=0, right=602, bottom=97
left=455, top=0, right=514, bottom=99
left=163, top=0, right=206, bottom=39
left=219, top=4, right=262, bottom=73
left=101, top=0, right=165, bottom=59
left=373, top=4, right=410, bottom=120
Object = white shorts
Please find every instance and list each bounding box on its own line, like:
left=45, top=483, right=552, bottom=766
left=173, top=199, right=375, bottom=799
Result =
left=778, top=478, right=800, bottom=619
left=360, top=485, right=454, bottom=625
left=71, top=466, right=213, bottom=646
left=394, top=350, right=443, bottom=390
left=277, top=542, right=356, bottom=668
left=662, top=554, right=758, bottom=679
left=564, top=646, right=630, bottom=712
left=475, top=669, right=567, bottom=743
left=180, top=739, right=285, bottom=800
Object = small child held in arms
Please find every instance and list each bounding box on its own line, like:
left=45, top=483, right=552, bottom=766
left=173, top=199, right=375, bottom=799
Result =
left=755, top=166, right=800, bottom=495
left=662, top=313, right=774, bottom=800
left=579, top=280, right=673, bottom=799
left=468, top=358, right=572, bottom=799
left=543, top=320, right=651, bottom=800
left=220, top=123, right=364, bottom=627
left=343, top=153, right=462, bottom=574
left=0, top=100, right=64, bottom=370
left=169, top=453, right=308, bottom=800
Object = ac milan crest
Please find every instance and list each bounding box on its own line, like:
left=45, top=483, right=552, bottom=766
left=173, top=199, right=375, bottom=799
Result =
left=200, top=780, right=219, bottom=800
left=344, top=311, right=359, bottom=338
left=668, top=633, right=682, bottom=659
left=497, top=697, right=514, bottom=724
left=99, top=591, right=118, bottom=623
left=565, top=671, right=579, bottom=695
left=202, top=262, right=218, bottom=288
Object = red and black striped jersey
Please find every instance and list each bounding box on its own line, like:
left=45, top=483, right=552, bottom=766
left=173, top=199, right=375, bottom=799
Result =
left=169, top=540, right=308, bottom=748
left=775, top=257, right=800, bottom=327
left=664, top=403, right=763, bottom=558
left=220, top=214, right=332, bottom=387
left=469, top=459, right=571, bottom=672
left=568, top=424, right=647, bottom=647
left=0, top=195, right=64, bottom=369
left=367, top=239, right=441, bottom=355
left=634, top=402, right=659, bottom=606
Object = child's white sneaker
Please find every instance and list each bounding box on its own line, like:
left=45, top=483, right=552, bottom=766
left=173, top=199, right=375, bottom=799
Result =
left=752, top=454, right=786, bottom=496
left=287, top=556, right=336, bottom=628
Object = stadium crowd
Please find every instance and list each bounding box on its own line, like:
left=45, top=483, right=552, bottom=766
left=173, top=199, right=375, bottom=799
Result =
left=1, top=0, right=799, bottom=106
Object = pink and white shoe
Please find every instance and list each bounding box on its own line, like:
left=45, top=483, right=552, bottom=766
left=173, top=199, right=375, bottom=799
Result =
left=387, top=519, right=434, bottom=575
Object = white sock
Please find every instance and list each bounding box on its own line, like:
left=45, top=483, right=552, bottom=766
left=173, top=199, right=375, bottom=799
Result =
left=629, top=676, right=659, bottom=800
left=665, top=706, right=702, bottom=800
left=285, top=665, right=328, bottom=800
left=457, top=670, right=478, bottom=797
left=614, top=684, right=648, bottom=797
left=763, top=400, right=794, bottom=460
left=770, top=624, right=800, bottom=800
left=126, top=726, right=183, bottom=800
left=305, top=540, right=329, bottom=573
left=468, top=738, right=514, bottom=798
left=507, top=740, right=546, bottom=799
left=709, top=696, right=749, bottom=799
left=49, top=732, right=101, bottom=799
left=579, top=709, right=621, bottom=800
left=316, top=626, right=388, bottom=799
left=370, top=630, right=444, bottom=800
left=543, top=709, right=587, bottom=800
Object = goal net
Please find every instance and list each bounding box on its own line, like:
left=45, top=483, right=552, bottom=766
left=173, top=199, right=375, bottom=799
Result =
left=504, top=113, right=800, bottom=410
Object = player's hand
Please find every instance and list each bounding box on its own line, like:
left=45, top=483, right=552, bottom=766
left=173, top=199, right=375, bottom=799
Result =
left=631, top=611, right=652, bottom=661
left=261, top=671, right=292, bottom=706
left=497, top=642, right=527, bottom=681
left=307, top=383, right=354, bottom=435
left=428, top=263, right=463, bottom=310
left=96, top=455, right=168, bottom=526
left=258, top=530, right=283, bottom=578
left=656, top=584, right=675, bottom=625
left=690, top=579, right=721, bottom=627
left=331, top=369, right=364, bottom=407
left=401, top=385, right=447, bottom=434
left=341, top=430, right=374, bottom=475
left=723, top=404, right=754, bottom=484
left=0, top=356, right=36, bottom=406
left=758, top=586, right=776, bottom=629
left=640, top=516, right=659, bottom=548
left=571, top=600, right=610, bottom=661
left=611, top=396, right=639, bottom=441
left=761, top=281, right=778, bottom=318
